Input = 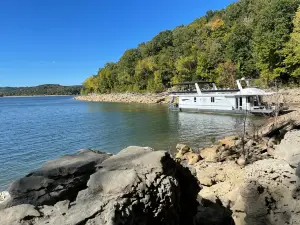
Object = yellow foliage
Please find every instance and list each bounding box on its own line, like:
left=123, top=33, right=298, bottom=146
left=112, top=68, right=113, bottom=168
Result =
left=211, top=18, right=225, bottom=31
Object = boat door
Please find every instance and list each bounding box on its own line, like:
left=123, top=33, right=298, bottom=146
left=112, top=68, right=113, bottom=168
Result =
left=236, top=97, right=243, bottom=110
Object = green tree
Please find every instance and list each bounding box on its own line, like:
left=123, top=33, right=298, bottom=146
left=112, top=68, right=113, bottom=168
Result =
left=83, top=75, right=100, bottom=93
left=215, top=61, right=238, bottom=87
left=117, top=49, right=141, bottom=85
left=134, top=57, right=156, bottom=90
left=175, top=56, right=197, bottom=82
left=281, top=6, right=300, bottom=78
left=225, top=24, right=255, bottom=77
left=252, top=0, right=300, bottom=83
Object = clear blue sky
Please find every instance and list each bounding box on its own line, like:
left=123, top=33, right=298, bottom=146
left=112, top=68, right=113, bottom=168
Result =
left=0, top=0, right=235, bottom=87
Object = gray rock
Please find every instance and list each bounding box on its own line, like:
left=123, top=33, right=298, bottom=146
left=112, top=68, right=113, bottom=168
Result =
left=0, top=204, right=40, bottom=225
left=0, top=146, right=200, bottom=225
left=274, top=130, right=300, bottom=167
left=6, top=149, right=111, bottom=207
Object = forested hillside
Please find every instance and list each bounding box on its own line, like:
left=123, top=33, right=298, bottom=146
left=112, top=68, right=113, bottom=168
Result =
left=83, top=0, right=300, bottom=94
left=0, top=85, right=82, bottom=96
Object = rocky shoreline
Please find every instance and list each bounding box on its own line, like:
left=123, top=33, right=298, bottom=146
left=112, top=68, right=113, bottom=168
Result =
left=74, top=88, right=300, bottom=105
left=264, top=88, right=300, bottom=105
left=174, top=108, right=300, bottom=225
left=74, top=93, right=169, bottom=104
left=1, top=108, right=300, bottom=224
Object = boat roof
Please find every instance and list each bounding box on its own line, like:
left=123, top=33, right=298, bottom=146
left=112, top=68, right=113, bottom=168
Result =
left=169, top=89, right=239, bottom=94
left=172, top=81, right=214, bottom=86
left=202, top=89, right=240, bottom=93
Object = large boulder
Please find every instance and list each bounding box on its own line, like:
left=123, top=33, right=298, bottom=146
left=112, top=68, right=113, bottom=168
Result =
left=4, top=149, right=111, bottom=208
left=0, top=146, right=200, bottom=225
left=274, top=130, right=300, bottom=167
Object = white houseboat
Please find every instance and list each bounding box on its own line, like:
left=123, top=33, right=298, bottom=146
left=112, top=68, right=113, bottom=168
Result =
left=169, top=79, right=281, bottom=116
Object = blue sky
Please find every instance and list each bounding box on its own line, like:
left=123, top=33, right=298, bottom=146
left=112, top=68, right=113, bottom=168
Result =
left=0, top=0, right=235, bottom=87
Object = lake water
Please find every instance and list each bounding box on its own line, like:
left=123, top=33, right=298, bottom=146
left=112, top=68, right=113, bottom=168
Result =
left=0, top=96, right=265, bottom=190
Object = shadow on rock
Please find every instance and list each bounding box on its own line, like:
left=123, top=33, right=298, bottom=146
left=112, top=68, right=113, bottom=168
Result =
left=195, top=197, right=235, bottom=225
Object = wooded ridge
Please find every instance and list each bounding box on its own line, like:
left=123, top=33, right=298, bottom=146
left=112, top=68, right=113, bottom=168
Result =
left=0, top=85, right=82, bottom=96
left=82, top=0, right=300, bottom=94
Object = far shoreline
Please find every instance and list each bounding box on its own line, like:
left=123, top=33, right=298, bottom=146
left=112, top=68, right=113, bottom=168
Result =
left=2, top=95, right=75, bottom=98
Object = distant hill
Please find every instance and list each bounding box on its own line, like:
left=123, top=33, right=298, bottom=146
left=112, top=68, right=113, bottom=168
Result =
left=0, top=84, right=82, bottom=96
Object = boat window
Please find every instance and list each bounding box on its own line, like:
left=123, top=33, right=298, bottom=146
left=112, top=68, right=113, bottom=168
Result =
left=258, top=96, right=262, bottom=104
left=194, top=97, right=196, bottom=102
left=247, top=97, right=253, bottom=104
left=211, top=97, right=215, bottom=103
left=239, top=97, right=242, bottom=106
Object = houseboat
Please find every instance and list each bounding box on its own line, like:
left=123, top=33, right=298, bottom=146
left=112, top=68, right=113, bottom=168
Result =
left=169, top=78, right=281, bottom=116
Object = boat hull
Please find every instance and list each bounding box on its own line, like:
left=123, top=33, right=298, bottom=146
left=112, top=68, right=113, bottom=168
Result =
left=169, top=107, right=275, bottom=116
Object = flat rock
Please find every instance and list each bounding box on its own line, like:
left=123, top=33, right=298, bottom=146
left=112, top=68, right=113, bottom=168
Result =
left=5, top=149, right=111, bottom=208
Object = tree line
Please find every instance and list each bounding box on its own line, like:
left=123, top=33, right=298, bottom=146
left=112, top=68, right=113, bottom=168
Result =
left=82, top=0, right=300, bottom=94
left=0, top=85, right=82, bottom=96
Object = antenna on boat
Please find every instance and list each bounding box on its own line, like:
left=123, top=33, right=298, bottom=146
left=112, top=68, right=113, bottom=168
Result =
left=195, top=83, right=202, bottom=95
left=212, top=83, right=218, bottom=90
left=246, top=80, right=250, bottom=87
left=237, top=78, right=244, bottom=90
